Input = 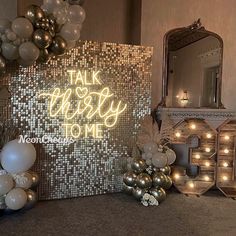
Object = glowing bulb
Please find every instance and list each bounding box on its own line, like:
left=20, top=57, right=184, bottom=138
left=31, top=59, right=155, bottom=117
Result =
left=204, top=176, right=210, bottom=181
left=175, top=132, right=181, bottom=138
left=224, top=135, right=230, bottom=141
left=174, top=173, right=180, bottom=180
left=206, top=133, right=212, bottom=139
left=189, top=182, right=194, bottom=188
left=222, top=175, right=228, bottom=181
left=205, top=161, right=210, bottom=167
left=195, top=154, right=201, bottom=159
left=224, top=148, right=229, bottom=154
left=205, top=147, right=211, bottom=153
left=223, top=162, right=229, bottom=167
left=190, top=123, right=196, bottom=130
left=176, top=95, right=179, bottom=98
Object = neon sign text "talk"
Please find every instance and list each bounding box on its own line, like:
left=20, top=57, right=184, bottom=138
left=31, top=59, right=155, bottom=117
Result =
left=39, top=70, right=127, bottom=138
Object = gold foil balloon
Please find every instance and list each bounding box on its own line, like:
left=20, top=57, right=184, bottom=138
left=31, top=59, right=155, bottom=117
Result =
left=123, top=183, right=133, bottom=195
left=123, top=171, right=137, bottom=187
left=33, top=29, right=52, bottom=49
left=136, top=173, right=152, bottom=189
left=149, top=187, right=166, bottom=202
left=49, top=36, right=67, bottom=55
left=25, top=5, right=45, bottom=25
left=162, top=175, right=172, bottom=190
left=152, top=172, right=166, bottom=188
left=28, top=171, right=40, bottom=188
left=132, top=187, right=145, bottom=200
left=37, top=49, right=50, bottom=63
left=24, top=189, right=37, bottom=209
left=160, top=166, right=171, bottom=175
left=131, top=158, right=147, bottom=174
left=0, top=55, right=6, bottom=74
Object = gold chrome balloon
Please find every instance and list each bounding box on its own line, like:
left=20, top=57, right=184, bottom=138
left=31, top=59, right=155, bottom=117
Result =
left=132, top=187, right=145, bottom=200
left=136, top=173, right=152, bottom=189
left=149, top=187, right=166, bottom=202
left=25, top=5, right=45, bottom=25
left=131, top=158, right=147, bottom=174
left=123, top=171, right=137, bottom=187
left=33, top=29, right=52, bottom=49
left=49, top=36, right=67, bottom=55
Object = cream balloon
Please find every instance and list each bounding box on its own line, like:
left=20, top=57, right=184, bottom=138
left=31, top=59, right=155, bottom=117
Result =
left=1, top=43, right=19, bottom=60
left=19, top=42, right=40, bottom=61
left=11, top=17, right=33, bottom=39
left=166, top=148, right=176, bottom=165
left=0, top=174, right=14, bottom=195
left=5, top=188, right=27, bottom=210
left=42, top=0, right=63, bottom=14
left=152, top=152, right=167, bottom=168
left=13, top=172, right=33, bottom=189
left=67, top=5, right=86, bottom=24
left=0, top=139, right=36, bottom=174
left=59, top=23, right=80, bottom=41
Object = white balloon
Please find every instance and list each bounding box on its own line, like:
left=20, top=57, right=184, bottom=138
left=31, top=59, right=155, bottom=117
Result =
left=1, top=43, right=19, bottom=60
left=43, top=0, right=63, bottom=14
left=12, top=17, right=33, bottom=39
left=1, top=139, right=36, bottom=174
left=5, top=188, right=27, bottom=210
left=152, top=152, right=167, bottom=168
left=0, top=174, right=14, bottom=195
left=0, top=19, right=11, bottom=34
left=13, top=172, right=33, bottom=189
left=19, top=42, right=40, bottom=61
left=60, top=23, right=80, bottom=41
left=166, top=148, right=176, bottom=165
left=67, top=5, right=86, bottom=24
left=143, top=142, right=158, bottom=154
left=7, top=31, right=17, bottom=41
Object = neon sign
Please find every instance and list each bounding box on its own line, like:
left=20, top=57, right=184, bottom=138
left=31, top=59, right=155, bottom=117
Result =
left=39, top=70, right=127, bottom=138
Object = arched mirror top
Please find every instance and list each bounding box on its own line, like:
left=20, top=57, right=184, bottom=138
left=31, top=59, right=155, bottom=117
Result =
left=161, top=19, right=224, bottom=109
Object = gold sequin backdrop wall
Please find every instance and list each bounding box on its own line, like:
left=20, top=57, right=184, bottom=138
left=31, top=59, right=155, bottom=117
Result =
left=1, top=41, right=153, bottom=200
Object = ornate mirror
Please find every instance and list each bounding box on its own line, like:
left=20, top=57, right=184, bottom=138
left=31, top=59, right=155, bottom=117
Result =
left=162, top=19, right=223, bottom=108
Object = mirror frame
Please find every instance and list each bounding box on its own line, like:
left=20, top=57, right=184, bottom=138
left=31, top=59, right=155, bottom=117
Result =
left=161, top=19, right=224, bottom=108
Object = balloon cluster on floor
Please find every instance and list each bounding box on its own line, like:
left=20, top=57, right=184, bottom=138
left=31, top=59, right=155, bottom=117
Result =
left=0, top=0, right=86, bottom=74
left=0, top=139, right=39, bottom=213
left=123, top=113, right=176, bottom=206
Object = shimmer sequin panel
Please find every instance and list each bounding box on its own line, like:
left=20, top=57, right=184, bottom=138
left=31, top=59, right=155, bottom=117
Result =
left=8, top=41, right=152, bottom=200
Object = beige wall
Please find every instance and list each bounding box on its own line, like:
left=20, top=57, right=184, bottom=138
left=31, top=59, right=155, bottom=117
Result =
left=141, top=0, right=236, bottom=110
left=0, top=0, right=17, bottom=19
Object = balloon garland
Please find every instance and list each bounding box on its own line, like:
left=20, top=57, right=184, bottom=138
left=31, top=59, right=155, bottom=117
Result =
left=123, top=113, right=176, bottom=206
left=0, top=122, right=39, bottom=213
left=0, top=0, right=86, bottom=74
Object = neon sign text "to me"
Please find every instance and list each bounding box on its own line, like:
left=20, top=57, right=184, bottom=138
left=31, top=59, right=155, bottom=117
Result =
left=39, top=70, right=127, bottom=139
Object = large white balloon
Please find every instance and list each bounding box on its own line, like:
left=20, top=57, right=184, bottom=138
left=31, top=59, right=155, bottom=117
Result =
left=0, top=19, right=11, bottom=34
left=0, top=174, right=14, bottom=195
left=12, top=17, right=33, bottom=39
left=67, top=5, right=86, bottom=24
left=13, top=172, right=33, bottom=189
left=5, top=188, right=27, bottom=210
left=19, top=42, right=40, bottom=62
left=1, top=43, right=19, bottom=60
left=0, top=139, right=36, bottom=174
left=60, top=23, right=80, bottom=41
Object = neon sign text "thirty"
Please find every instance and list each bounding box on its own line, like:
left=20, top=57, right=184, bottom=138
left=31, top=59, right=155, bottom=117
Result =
left=39, top=70, right=127, bottom=138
